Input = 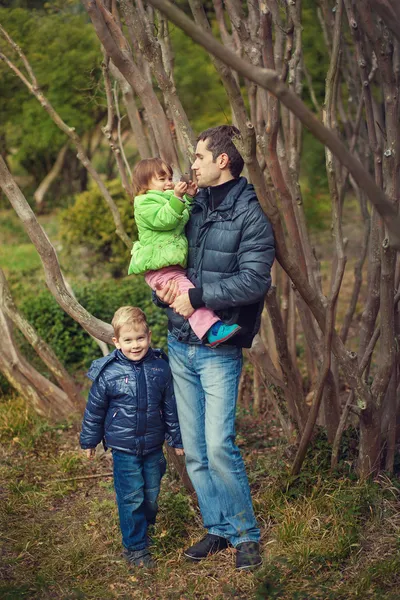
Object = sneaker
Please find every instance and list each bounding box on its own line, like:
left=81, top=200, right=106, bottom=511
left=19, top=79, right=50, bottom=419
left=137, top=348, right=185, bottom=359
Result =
left=207, top=322, right=241, bottom=348
left=123, top=548, right=155, bottom=568
left=235, top=541, right=262, bottom=570
left=184, top=534, right=230, bottom=561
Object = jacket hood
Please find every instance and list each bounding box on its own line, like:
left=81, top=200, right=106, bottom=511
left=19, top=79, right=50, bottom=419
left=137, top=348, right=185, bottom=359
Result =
left=86, top=347, right=167, bottom=382
left=195, top=177, right=256, bottom=219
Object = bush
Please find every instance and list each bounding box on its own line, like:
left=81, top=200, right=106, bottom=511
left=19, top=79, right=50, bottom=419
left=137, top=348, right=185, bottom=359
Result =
left=59, top=179, right=137, bottom=278
left=17, top=276, right=168, bottom=375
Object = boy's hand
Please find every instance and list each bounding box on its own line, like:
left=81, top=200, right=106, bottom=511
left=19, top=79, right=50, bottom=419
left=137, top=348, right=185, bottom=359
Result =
left=86, top=448, right=96, bottom=459
left=171, top=292, right=195, bottom=318
left=155, top=280, right=180, bottom=305
left=174, top=448, right=185, bottom=456
left=174, top=181, right=188, bottom=199
left=186, top=181, right=198, bottom=196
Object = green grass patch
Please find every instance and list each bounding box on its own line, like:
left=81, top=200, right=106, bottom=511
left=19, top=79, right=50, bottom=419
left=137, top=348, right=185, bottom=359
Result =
left=1, top=396, right=400, bottom=599
left=0, top=243, right=42, bottom=273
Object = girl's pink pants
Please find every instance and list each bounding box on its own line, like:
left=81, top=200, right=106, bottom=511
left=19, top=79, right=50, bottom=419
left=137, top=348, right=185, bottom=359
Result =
left=145, top=266, right=219, bottom=340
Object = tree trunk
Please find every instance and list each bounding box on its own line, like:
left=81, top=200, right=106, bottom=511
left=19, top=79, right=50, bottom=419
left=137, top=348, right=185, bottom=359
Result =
left=33, top=143, right=68, bottom=212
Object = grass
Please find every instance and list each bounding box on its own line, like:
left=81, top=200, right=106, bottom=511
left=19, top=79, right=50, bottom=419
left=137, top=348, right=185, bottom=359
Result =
left=1, top=396, right=400, bottom=599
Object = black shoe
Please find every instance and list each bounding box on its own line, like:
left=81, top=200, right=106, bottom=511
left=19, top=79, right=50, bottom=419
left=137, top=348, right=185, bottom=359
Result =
left=235, top=542, right=262, bottom=570
left=184, top=533, right=230, bottom=561
left=123, top=548, right=155, bottom=568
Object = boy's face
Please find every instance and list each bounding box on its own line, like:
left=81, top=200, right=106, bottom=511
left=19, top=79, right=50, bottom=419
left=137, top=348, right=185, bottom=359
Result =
left=148, top=169, right=174, bottom=192
left=112, top=324, right=152, bottom=362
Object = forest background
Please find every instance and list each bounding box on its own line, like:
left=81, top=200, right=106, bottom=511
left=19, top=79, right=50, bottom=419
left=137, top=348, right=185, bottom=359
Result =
left=1, top=0, right=400, bottom=598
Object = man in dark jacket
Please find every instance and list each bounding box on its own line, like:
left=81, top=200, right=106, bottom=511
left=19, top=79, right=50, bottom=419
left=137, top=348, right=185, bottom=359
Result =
left=80, top=306, right=183, bottom=568
left=156, top=125, right=275, bottom=570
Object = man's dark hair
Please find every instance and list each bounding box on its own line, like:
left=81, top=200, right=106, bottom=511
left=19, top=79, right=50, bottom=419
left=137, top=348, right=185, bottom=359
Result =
left=197, top=125, right=244, bottom=178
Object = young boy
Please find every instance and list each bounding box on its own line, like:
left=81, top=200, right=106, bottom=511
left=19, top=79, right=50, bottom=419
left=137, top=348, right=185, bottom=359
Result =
left=80, top=306, right=183, bottom=568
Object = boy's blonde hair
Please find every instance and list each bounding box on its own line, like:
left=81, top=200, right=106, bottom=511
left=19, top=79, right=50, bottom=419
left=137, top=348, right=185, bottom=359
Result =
left=111, top=306, right=149, bottom=338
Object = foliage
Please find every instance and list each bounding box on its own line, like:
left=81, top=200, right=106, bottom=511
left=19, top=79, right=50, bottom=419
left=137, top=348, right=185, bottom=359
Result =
left=302, top=0, right=330, bottom=110
left=300, top=131, right=331, bottom=231
left=16, top=276, right=168, bottom=376
left=169, top=25, right=231, bottom=134
left=0, top=5, right=102, bottom=182
left=59, top=179, right=136, bottom=278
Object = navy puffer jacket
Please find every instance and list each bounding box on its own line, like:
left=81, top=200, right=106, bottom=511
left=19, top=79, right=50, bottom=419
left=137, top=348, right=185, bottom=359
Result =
left=80, top=348, right=182, bottom=455
left=164, top=177, right=275, bottom=347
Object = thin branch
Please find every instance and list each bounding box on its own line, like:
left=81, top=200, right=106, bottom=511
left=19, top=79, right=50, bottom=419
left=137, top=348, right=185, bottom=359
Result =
left=0, top=157, right=114, bottom=344
left=331, top=389, right=354, bottom=469
left=101, top=52, right=133, bottom=197
left=113, top=81, right=132, bottom=179
left=0, top=28, right=132, bottom=248
left=42, top=473, right=113, bottom=484
left=145, top=0, right=400, bottom=249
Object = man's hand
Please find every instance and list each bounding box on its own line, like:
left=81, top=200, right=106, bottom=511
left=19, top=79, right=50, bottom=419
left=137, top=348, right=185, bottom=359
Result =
left=171, top=292, right=195, bottom=318
left=155, top=280, right=180, bottom=305
left=174, top=448, right=185, bottom=456
left=86, top=448, right=96, bottom=459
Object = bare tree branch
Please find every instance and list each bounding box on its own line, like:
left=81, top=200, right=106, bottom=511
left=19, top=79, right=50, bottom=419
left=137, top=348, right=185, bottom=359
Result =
left=0, top=157, right=113, bottom=344
left=145, top=0, right=400, bottom=249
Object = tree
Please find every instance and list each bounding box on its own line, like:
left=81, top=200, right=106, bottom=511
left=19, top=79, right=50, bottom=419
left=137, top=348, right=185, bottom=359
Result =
left=0, top=0, right=399, bottom=479
left=0, top=5, right=103, bottom=205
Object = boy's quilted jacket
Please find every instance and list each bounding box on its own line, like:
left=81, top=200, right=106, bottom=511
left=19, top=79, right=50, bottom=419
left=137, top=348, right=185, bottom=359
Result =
left=80, top=348, right=182, bottom=455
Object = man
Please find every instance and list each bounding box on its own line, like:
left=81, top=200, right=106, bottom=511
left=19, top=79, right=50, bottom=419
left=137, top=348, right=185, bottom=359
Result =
left=155, top=125, right=275, bottom=570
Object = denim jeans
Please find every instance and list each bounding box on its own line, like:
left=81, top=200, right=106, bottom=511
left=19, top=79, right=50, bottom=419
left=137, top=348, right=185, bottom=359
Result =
left=167, top=334, right=260, bottom=547
left=112, top=448, right=166, bottom=551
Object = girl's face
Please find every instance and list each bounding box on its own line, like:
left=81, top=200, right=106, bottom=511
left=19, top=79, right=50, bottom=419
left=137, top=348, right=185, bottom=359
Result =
left=148, top=169, right=173, bottom=192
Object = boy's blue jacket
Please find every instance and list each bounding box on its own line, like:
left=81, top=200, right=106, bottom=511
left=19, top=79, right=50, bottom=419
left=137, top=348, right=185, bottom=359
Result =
left=80, top=348, right=182, bottom=455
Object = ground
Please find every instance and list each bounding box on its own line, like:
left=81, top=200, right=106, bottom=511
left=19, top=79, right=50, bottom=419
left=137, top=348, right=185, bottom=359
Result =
left=1, top=398, right=400, bottom=600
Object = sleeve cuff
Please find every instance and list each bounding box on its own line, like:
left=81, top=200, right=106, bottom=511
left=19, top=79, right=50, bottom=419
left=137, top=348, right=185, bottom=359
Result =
left=188, top=287, right=205, bottom=309
left=169, top=195, right=186, bottom=214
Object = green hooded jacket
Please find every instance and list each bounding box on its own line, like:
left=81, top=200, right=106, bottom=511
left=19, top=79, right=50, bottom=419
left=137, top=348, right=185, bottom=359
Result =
left=128, top=189, right=192, bottom=275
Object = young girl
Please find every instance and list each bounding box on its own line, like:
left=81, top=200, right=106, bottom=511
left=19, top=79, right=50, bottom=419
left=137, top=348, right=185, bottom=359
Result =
left=128, top=158, right=241, bottom=347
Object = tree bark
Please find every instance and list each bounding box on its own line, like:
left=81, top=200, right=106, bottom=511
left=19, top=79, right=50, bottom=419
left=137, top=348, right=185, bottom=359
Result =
left=146, top=0, right=400, bottom=249
left=0, top=309, right=78, bottom=420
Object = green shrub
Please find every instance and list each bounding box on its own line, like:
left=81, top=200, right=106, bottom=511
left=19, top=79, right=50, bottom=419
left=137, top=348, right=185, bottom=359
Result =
left=59, top=179, right=137, bottom=277
left=17, top=276, right=168, bottom=374
left=300, top=131, right=331, bottom=231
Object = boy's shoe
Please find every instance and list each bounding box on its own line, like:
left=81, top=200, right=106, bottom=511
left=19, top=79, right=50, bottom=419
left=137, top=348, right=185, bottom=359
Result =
left=235, top=542, right=262, bottom=570
left=184, top=533, right=230, bottom=561
left=207, top=322, right=241, bottom=347
left=123, top=548, right=155, bottom=568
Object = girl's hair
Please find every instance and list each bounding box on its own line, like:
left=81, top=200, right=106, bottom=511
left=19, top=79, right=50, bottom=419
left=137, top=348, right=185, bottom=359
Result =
left=132, top=158, right=173, bottom=196
left=112, top=306, right=149, bottom=338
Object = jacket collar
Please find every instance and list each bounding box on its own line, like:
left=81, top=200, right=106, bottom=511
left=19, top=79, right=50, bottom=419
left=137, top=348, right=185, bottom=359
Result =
left=86, top=347, right=157, bottom=381
left=194, top=177, right=254, bottom=220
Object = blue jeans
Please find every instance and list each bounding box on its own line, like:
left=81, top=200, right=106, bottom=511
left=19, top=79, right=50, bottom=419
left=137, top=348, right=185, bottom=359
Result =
left=112, top=448, right=166, bottom=551
left=168, top=334, right=260, bottom=547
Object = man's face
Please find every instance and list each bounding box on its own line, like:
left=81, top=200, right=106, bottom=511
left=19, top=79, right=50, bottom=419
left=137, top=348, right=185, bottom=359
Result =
left=191, top=139, right=228, bottom=188
left=113, top=324, right=151, bottom=361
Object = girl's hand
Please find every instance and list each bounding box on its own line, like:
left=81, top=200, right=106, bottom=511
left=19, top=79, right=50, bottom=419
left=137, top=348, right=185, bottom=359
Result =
left=174, top=181, right=188, bottom=199
left=174, top=448, right=185, bottom=456
left=186, top=181, right=198, bottom=196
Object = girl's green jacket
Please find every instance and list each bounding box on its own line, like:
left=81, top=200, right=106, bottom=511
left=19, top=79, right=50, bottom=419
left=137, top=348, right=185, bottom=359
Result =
left=128, top=189, right=192, bottom=275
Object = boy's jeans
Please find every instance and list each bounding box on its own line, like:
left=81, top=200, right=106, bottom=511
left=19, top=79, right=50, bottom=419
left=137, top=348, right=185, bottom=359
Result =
left=168, top=334, right=260, bottom=547
left=112, top=448, right=166, bottom=551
